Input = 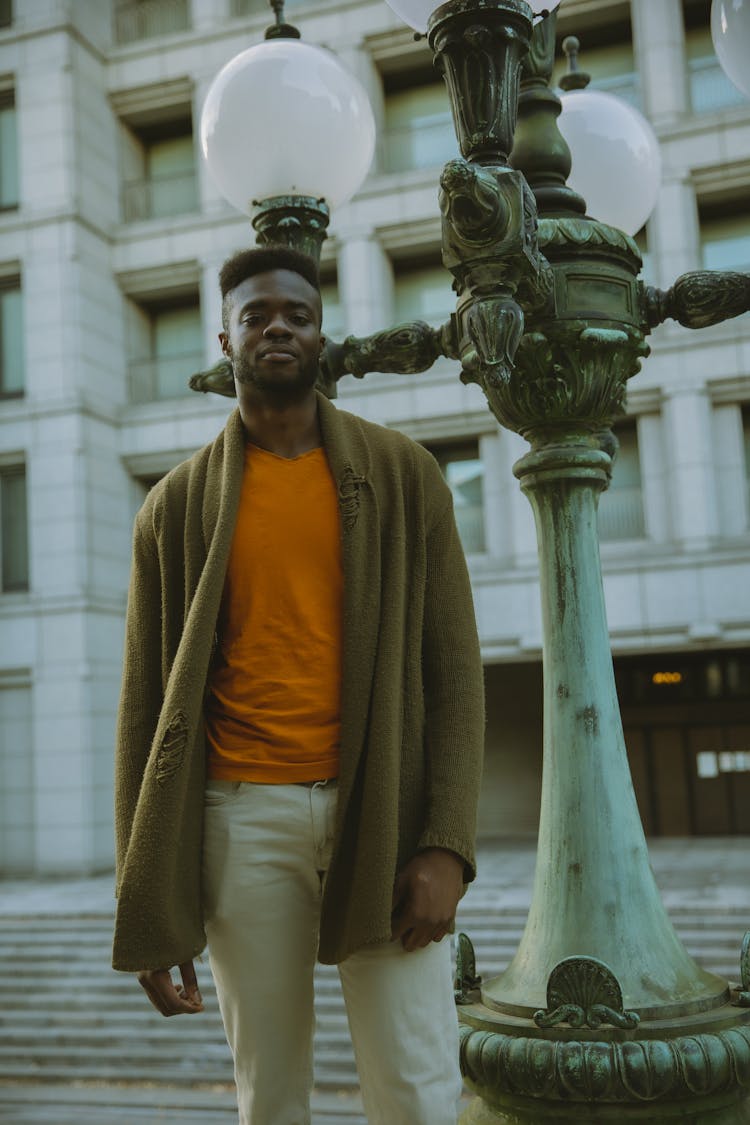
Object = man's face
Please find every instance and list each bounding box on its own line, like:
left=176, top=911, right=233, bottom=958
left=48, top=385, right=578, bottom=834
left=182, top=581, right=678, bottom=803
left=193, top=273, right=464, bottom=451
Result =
left=220, top=269, right=324, bottom=398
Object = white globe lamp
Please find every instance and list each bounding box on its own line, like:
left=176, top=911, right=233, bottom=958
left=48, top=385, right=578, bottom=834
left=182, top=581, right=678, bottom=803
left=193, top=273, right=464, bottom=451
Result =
left=383, top=0, right=559, bottom=36
left=200, top=39, right=376, bottom=215
left=558, top=88, right=661, bottom=236
left=711, top=0, right=750, bottom=99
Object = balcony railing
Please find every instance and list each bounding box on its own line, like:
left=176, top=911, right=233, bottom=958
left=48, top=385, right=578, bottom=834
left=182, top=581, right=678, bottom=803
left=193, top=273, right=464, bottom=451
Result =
left=114, top=0, right=189, bottom=44
left=598, top=486, right=645, bottom=542
left=689, top=57, right=747, bottom=114
left=123, top=170, right=198, bottom=222
left=129, top=351, right=203, bottom=403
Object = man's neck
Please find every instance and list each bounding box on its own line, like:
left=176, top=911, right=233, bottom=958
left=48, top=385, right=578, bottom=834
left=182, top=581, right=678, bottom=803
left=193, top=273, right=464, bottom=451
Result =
left=238, top=387, right=321, bottom=459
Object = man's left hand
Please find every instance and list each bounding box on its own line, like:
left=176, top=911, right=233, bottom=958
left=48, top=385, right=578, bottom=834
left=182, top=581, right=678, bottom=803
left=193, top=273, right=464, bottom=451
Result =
left=390, top=848, right=465, bottom=952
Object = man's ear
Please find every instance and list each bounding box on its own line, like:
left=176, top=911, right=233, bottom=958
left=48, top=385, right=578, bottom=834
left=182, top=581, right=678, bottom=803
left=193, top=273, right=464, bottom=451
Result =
left=219, top=331, right=231, bottom=359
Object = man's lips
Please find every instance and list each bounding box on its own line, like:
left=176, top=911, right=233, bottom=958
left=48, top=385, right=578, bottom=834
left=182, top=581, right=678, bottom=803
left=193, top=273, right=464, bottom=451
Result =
left=258, top=346, right=297, bottom=360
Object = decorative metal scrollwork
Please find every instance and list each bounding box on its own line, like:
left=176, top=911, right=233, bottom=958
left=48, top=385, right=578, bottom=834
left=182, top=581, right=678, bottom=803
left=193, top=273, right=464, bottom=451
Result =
left=454, top=932, right=482, bottom=1005
left=533, top=955, right=640, bottom=1030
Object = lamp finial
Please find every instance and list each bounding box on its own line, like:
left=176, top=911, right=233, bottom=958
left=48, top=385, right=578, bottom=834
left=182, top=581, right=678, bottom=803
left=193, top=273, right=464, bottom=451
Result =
left=265, top=0, right=301, bottom=40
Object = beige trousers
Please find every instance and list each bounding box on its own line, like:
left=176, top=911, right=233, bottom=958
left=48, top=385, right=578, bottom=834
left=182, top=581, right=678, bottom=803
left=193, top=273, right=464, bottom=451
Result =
left=202, top=778, right=462, bottom=1125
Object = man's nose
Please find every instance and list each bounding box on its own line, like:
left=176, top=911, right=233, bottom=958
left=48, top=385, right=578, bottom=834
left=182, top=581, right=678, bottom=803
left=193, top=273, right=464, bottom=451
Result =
left=263, top=314, right=290, bottom=336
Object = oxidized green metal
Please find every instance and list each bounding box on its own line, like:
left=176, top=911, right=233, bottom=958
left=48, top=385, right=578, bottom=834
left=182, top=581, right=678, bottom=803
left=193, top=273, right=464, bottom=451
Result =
left=251, top=194, right=330, bottom=264
left=435, top=4, right=750, bottom=1122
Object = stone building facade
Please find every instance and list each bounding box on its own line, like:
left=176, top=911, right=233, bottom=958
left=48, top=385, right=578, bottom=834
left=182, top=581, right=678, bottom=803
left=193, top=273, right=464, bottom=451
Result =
left=0, top=0, right=748, bottom=875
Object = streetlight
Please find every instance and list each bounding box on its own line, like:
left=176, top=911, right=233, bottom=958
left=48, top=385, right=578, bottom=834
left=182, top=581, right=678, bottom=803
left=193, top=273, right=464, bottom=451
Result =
left=711, top=0, right=750, bottom=100
left=194, top=1, right=750, bottom=1120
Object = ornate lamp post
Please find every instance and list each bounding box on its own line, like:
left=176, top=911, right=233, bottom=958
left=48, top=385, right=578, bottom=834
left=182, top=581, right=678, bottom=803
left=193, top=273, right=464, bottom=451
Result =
left=195, top=1, right=750, bottom=1120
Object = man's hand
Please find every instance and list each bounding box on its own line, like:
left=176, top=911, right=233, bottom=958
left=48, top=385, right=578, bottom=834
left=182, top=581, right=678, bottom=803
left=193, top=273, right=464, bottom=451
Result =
left=136, top=960, right=204, bottom=1017
left=391, top=848, right=465, bottom=952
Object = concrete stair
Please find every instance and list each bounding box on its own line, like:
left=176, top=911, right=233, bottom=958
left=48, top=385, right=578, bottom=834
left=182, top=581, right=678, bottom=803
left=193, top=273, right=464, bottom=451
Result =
left=0, top=871, right=747, bottom=1123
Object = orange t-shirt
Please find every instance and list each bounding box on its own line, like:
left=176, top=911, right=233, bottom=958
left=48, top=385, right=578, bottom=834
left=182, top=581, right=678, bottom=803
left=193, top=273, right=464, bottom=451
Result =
left=205, top=442, right=343, bottom=782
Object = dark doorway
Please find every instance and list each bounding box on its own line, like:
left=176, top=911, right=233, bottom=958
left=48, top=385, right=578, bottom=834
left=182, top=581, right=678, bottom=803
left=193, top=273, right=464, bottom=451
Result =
left=617, top=650, right=750, bottom=836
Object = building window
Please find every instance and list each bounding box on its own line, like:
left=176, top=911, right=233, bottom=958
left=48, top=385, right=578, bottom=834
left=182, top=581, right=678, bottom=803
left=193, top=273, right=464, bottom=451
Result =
left=114, top=0, right=189, bottom=44
left=393, top=259, right=455, bottom=327
left=0, top=3, right=11, bottom=31
left=0, top=88, right=18, bottom=210
left=598, top=422, right=645, bottom=541
left=426, top=440, right=486, bottom=554
left=122, top=120, right=197, bottom=222
left=382, top=69, right=457, bottom=174
left=127, top=296, right=203, bottom=402
left=0, top=279, right=23, bottom=397
left=700, top=200, right=750, bottom=273
left=1, top=464, right=28, bottom=592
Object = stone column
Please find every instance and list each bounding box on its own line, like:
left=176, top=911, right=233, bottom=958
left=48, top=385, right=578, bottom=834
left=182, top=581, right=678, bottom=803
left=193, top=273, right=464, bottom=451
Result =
left=630, top=0, right=689, bottom=126
left=484, top=428, right=537, bottom=567
left=636, top=411, right=671, bottom=543
left=712, top=402, right=749, bottom=537
left=649, top=174, right=701, bottom=287
left=336, top=232, right=394, bottom=336
left=662, top=387, right=719, bottom=550
left=201, top=258, right=225, bottom=366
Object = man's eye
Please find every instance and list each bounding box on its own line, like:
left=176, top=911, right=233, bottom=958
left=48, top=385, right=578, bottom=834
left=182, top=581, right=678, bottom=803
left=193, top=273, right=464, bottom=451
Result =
left=243, top=314, right=262, bottom=325
left=292, top=315, right=311, bottom=325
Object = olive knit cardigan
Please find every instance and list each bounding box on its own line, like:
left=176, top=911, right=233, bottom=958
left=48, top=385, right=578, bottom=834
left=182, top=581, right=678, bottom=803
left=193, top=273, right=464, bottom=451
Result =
left=113, top=392, right=485, bottom=972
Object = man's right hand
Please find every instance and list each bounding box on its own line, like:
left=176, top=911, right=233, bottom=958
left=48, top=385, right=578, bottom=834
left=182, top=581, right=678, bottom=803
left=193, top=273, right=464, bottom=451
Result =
left=136, top=960, right=204, bottom=1017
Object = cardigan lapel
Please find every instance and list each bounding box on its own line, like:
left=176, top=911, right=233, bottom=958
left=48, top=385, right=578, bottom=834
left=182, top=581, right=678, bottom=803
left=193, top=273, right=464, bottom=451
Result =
left=201, top=407, right=245, bottom=552
left=317, top=393, right=382, bottom=813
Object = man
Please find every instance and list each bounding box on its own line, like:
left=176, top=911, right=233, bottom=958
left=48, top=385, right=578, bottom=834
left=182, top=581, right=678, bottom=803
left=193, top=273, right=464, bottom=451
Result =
left=113, top=245, right=485, bottom=1125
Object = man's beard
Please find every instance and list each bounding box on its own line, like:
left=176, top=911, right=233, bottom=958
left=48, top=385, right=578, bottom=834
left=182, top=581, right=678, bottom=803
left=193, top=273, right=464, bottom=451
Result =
left=232, top=352, right=320, bottom=399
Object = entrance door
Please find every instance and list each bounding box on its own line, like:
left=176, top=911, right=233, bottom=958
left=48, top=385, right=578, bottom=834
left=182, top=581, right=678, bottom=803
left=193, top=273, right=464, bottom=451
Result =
left=624, top=722, right=750, bottom=836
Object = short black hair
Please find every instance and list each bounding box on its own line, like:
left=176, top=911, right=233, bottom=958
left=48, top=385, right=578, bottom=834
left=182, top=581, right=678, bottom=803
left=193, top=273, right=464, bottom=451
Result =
left=219, top=245, right=321, bottom=330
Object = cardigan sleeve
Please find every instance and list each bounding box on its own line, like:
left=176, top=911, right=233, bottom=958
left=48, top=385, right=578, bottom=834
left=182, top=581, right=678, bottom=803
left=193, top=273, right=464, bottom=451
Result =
left=417, top=496, right=485, bottom=882
left=114, top=514, right=164, bottom=896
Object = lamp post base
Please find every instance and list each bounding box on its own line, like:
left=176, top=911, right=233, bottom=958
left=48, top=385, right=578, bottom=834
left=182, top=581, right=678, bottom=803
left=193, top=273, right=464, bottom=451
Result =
left=458, top=1000, right=750, bottom=1125
left=460, top=1093, right=750, bottom=1124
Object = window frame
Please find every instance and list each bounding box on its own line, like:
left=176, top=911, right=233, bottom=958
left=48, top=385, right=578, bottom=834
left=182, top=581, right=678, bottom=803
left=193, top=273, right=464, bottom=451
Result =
left=0, top=461, right=29, bottom=594
left=0, top=277, right=23, bottom=400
